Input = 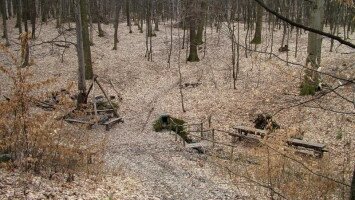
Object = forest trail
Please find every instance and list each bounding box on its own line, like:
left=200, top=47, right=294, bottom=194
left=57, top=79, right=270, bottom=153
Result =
left=99, top=32, right=242, bottom=199
left=104, top=78, right=242, bottom=199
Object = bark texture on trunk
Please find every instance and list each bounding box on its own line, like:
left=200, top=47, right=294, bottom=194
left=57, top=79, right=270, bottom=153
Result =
left=187, top=0, right=199, bottom=62
left=301, top=0, right=324, bottom=96
left=1, top=0, right=10, bottom=46
left=79, top=0, right=93, bottom=80
left=75, top=0, right=87, bottom=105
left=251, top=4, right=262, bottom=44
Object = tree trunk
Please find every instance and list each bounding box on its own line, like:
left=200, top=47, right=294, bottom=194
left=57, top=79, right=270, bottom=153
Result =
left=113, top=1, right=120, bottom=50
left=301, top=0, right=324, bottom=96
left=187, top=0, right=199, bottom=62
left=56, top=0, right=62, bottom=28
left=20, top=32, right=29, bottom=68
left=40, top=0, right=48, bottom=22
left=96, top=0, right=104, bottom=37
left=16, top=0, right=22, bottom=33
left=126, top=0, right=132, bottom=33
left=146, top=0, right=154, bottom=37
left=30, top=0, right=36, bottom=39
left=88, top=0, right=93, bottom=44
left=23, top=0, right=28, bottom=32
left=1, top=0, right=10, bottom=46
left=196, top=1, right=206, bottom=45
left=75, top=0, right=87, bottom=106
left=79, top=0, right=93, bottom=80
left=7, top=0, right=12, bottom=17
left=251, top=3, right=262, bottom=44
left=351, top=165, right=355, bottom=200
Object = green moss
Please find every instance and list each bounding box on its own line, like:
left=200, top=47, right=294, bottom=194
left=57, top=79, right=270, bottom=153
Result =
left=250, top=37, right=261, bottom=44
left=300, top=82, right=318, bottom=96
left=153, top=116, right=192, bottom=143
left=336, top=130, right=343, bottom=140
left=0, top=154, right=11, bottom=163
left=153, top=119, right=164, bottom=132
left=96, top=101, right=118, bottom=110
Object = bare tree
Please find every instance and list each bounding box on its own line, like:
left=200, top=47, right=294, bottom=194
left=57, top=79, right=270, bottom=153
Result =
left=113, top=0, right=121, bottom=50
left=301, top=0, right=325, bottom=95
left=0, top=0, right=10, bottom=46
left=74, top=0, right=87, bottom=106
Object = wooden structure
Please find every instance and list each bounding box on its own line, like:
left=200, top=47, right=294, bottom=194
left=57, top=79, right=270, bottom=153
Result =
left=287, top=138, right=327, bottom=158
left=167, top=120, right=327, bottom=160
left=64, top=75, right=123, bottom=131
left=232, top=126, right=268, bottom=142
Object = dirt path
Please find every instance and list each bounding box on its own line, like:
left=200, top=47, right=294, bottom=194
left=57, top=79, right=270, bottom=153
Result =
left=95, top=27, right=243, bottom=199
left=104, top=64, right=241, bottom=200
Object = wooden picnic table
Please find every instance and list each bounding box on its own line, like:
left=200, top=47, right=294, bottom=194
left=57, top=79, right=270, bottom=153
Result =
left=233, top=126, right=268, bottom=138
left=286, top=138, right=327, bottom=158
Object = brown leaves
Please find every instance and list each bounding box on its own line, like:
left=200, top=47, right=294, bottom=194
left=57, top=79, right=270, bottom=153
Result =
left=0, top=42, right=103, bottom=178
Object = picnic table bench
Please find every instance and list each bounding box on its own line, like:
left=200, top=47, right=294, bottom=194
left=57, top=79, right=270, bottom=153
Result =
left=231, top=126, right=268, bottom=142
left=286, top=138, right=327, bottom=158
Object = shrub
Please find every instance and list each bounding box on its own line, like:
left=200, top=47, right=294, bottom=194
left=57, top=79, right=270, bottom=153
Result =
left=0, top=45, right=104, bottom=180
left=153, top=116, right=191, bottom=143
left=300, top=82, right=319, bottom=96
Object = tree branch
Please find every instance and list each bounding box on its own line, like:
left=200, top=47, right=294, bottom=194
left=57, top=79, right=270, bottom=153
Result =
left=253, top=0, right=355, bottom=49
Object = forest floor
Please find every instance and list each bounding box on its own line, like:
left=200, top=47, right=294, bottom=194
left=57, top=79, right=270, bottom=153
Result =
left=0, top=19, right=355, bottom=199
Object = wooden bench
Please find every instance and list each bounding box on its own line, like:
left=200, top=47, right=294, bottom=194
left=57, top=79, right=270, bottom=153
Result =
left=228, top=132, right=261, bottom=143
left=232, top=126, right=268, bottom=142
left=286, top=138, right=327, bottom=158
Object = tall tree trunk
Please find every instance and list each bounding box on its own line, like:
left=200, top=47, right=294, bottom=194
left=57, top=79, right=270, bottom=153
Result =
left=251, top=3, right=262, bottom=44
left=187, top=0, right=199, bottom=62
left=1, top=0, right=10, bottom=46
left=75, top=0, right=87, bottom=106
left=40, top=0, right=48, bottom=22
left=88, top=0, right=93, bottom=44
left=351, top=165, right=355, bottom=200
left=96, top=0, right=104, bottom=37
left=196, top=1, right=206, bottom=45
left=16, top=0, right=22, bottom=33
left=56, top=0, right=62, bottom=28
left=154, top=0, right=161, bottom=31
left=79, top=0, right=93, bottom=80
left=146, top=0, right=154, bottom=37
left=126, top=0, right=132, bottom=33
left=30, top=0, right=36, bottom=39
left=23, top=0, right=28, bottom=32
left=7, top=0, right=12, bottom=17
left=301, top=0, right=324, bottom=96
left=113, top=1, right=120, bottom=50
left=20, top=32, right=29, bottom=67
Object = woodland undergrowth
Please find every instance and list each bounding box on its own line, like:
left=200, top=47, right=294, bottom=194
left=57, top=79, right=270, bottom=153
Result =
left=0, top=44, right=106, bottom=181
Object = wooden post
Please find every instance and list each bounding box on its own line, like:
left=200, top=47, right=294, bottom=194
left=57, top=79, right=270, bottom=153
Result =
left=232, top=135, right=237, bottom=144
left=92, top=78, right=98, bottom=125
left=200, top=122, right=203, bottom=139
left=175, top=127, right=178, bottom=141
left=212, top=129, right=215, bottom=148
left=95, top=78, right=119, bottom=117
left=238, top=128, right=242, bottom=141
